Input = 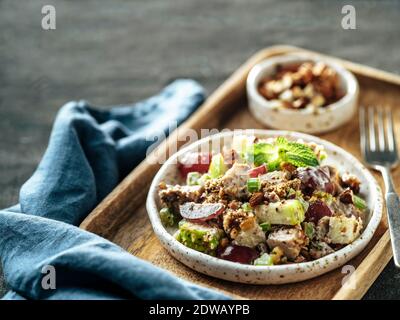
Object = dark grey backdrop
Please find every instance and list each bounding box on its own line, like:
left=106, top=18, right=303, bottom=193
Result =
left=1, top=0, right=399, bottom=299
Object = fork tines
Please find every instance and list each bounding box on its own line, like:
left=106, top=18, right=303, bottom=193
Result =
left=359, top=106, right=398, bottom=161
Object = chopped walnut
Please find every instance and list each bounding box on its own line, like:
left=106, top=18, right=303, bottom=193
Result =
left=340, top=173, right=361, bottom=194
left=228, top=200, right=241, bottom=210
left=339, top=188, right=354, bottom=204
left=249, top=192, right=264, bottom=207
left=280, top=162, right=297, bottom=174
left=265, top=191, right=280, bottom=203
left=257, top=61, right=343, bottom=110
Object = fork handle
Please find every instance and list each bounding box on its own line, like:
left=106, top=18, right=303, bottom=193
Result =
left=379, top=165, right=400, bottom=268
left=386, top=192, right=400, bottom=268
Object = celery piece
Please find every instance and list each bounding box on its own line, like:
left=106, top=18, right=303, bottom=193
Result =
left=176, top=220, right=224, bottom=254
left=247, top=177, right=261, bottom=192
left=186, top=172, right=201, bottom=186
left=254, top=253, right=274, bottom=266
left=353, top=195, right=367, bottom=210
left=303, top=222, right=315, bottom=239
left=160, top=207, right=177, bottom=227
left=208, top=153, right=227, bottom=178
left=255, top=199, right=305, bottom=225
left=259, top=222, right=271, bottom=232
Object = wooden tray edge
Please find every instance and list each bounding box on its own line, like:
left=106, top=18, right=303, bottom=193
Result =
left=332, top=230, right=392, bottom=300
left=80, top=45, right=399, bottom=300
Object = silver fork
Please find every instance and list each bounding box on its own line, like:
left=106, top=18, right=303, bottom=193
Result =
left=360, top=106, right=400, bottom=267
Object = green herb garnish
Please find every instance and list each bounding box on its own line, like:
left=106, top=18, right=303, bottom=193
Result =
left=246, top=137, right=319, bottom=171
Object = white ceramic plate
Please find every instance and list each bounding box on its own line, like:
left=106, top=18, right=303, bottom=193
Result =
left=146, top=130, right=382, bottom=284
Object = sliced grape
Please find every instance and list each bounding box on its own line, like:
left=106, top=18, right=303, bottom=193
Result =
left=248, top=164, right=267, bottom=178
left=178, top=152, right=212, bottom=178
left=217, top=245, right=259, bottom=264
left=179, top=202, right=225, bottom=222
left=305, top=200, right=332, bottom=223
left=295, top=167, right=335, bottom=196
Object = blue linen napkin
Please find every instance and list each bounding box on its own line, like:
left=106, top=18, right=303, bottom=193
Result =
left=0, top=79, right=229, bottom=300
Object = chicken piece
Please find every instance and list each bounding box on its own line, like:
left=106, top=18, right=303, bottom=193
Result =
left=159, top=184, right=203, bottom=212
left=263, top=178, right=301, bottom=200
left=223, top=208, right=248, bottom=237
left=328, top=197, right=365, bottom=221
left=266, top=227, right=308, bottom=260
left=259, top=170, right=301, bottom=200
left=309, top=241, right=335, bottom=259
left=315, top=216, right=330, bottom=241
left=220, top=163, right=250, bottom=199
left=223, top=208, right=265, bottom=248
left=327, top=216, right=363, bottom=244
left=259, top=171, right=290, bottom=185
left=233, top=218, right=266, bottom=248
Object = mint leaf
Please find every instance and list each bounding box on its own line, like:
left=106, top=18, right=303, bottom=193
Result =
left=276, top=136, right=288, bottom=146
left=284, top=141, right=319, bottom=167
left=246, top=137, right=319, bottom=170
left=246, top=142, right=279, bottom=167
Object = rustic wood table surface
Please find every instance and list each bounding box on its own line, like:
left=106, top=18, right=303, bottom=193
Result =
left=0, top=0, right=399, bottom=299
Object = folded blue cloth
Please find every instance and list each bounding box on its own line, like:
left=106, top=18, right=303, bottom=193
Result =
left=0, top=79, right=229, bottom=300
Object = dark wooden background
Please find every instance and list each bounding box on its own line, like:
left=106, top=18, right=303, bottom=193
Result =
left=1, top=0, right=399, bottom=299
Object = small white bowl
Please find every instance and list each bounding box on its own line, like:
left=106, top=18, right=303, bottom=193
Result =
left=146, top=130, right=382, bottom=285
left=246, top=55, right=359, bottom=134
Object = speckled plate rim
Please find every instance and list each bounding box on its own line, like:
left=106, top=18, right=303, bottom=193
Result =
left=146, top=130, right=383, bottom=284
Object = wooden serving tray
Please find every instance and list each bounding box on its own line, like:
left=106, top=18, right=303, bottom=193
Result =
left=80, top=45, right=400, bottom=300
